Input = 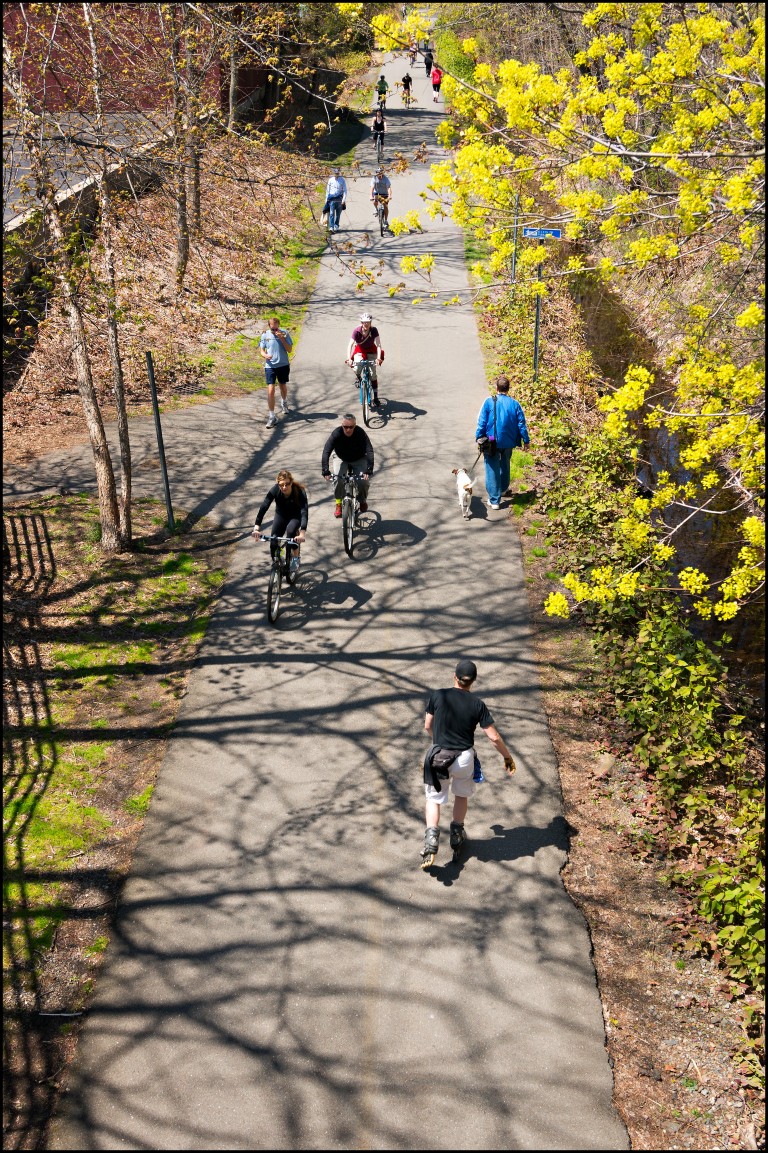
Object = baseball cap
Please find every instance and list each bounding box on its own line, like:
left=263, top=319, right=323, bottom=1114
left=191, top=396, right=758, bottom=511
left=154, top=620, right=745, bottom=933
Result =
left=455, top=659, right=477, bottom=683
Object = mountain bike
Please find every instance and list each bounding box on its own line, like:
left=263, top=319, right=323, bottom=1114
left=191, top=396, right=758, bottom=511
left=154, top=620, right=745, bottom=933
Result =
left=402, top=87, right=413, bottom=109
left=255, top=534, right=299, bottom=623
left=338, top=469, right=367, bottom=557
left=377, top=91, right=387, bottom=112
left=356, top=359, right=375, bottom=425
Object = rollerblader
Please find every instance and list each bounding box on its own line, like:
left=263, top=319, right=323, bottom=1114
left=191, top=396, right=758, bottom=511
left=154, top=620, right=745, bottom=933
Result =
left=421, top=659, right=517, bottom=869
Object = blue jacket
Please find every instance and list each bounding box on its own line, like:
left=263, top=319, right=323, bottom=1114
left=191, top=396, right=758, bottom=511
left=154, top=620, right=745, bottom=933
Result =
left=475, top=394, right=529, bottom=450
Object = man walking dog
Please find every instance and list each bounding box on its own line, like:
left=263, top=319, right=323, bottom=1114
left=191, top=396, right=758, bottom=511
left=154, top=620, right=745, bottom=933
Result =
left=421, top=660, right=517, bottom=868
left=475, top=374, right=530, bottom=509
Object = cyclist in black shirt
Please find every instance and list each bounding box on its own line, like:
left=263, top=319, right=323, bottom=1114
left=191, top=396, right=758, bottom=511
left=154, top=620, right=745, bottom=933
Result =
left=322, top=414, right=374, bottom=518
left=421, top=659, right=516, bottom=867
left=251, top=470, right=308, bottom=566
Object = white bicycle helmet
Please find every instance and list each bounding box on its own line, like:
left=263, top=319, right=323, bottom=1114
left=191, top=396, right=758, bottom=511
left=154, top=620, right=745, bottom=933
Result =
left=359, top=312, right=373, bottom=323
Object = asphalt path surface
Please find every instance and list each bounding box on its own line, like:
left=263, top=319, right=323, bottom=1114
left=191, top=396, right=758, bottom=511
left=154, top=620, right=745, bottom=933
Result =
left=20, top=54, right=629, bottom=1152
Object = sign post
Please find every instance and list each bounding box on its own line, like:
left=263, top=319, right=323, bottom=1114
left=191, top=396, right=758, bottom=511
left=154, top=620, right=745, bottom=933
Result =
left=145, top=350, right=175, bottom=532
left=521, top=227, right=562, bottom=382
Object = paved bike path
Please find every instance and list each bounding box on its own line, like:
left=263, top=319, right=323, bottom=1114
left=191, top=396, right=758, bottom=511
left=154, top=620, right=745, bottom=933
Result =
left=33, top=54, right=628, bottom=1151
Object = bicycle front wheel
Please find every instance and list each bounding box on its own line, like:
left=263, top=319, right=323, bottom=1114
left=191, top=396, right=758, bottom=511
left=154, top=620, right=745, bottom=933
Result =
left=342, top=499, right=355, bottom=557
left=267, top=563, right=282, bottom=623
left=376, top=135, right=383, bottom=160
left=361, top=373, right=371, bottom=425
left=379, top=207, right=385, bottom=237
left=286, top=549, right=298, bottom=586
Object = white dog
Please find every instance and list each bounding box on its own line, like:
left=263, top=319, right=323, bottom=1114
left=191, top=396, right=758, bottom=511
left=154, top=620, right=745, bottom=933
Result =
left=451, top=468, right=474, bottom=519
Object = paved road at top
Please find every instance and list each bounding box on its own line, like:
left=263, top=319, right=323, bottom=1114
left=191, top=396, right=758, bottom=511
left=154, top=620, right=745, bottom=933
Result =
left=31, top=53, right=628, bottom=1151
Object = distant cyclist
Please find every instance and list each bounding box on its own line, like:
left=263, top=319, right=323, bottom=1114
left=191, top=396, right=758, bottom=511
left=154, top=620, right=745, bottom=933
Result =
left=251, top=470, right=308, bottom=572
left=370, top=167, right=392, bottom=226
left=401, top=71, right=413, bottom=104
left=408, top=40, right=417, bottom=66
left=345, top=312, right=384, bottom=409
left=371, top=107, right=387, bottom=153
left=375, top=74, right=390, bottom=108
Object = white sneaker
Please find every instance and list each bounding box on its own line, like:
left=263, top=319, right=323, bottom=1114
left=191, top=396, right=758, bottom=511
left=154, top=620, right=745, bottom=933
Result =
left=281, top=400, right=289, bottom=414
left=290, top=556, right=300, bottom=576
left=487, top=500, right=500, bottom=510
left=266, top=413, right=277, bottom=428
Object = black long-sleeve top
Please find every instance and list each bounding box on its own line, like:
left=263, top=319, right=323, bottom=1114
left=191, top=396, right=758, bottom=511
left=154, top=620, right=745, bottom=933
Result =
left=321, top=426, right=374, bottom=474
left=254, top=483, right=308, bottom=529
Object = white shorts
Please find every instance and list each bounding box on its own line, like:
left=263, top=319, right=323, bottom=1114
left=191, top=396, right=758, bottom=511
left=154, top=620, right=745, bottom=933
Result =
left=424, top=748, right=476, bottom=804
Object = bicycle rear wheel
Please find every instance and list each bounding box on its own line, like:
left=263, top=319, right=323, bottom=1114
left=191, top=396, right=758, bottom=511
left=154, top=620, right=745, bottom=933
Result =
left=342, top=498, right=355, bottom=557
left=267, top=562, right=282, bottom=623
left=375, top=134, right=383, bottom=161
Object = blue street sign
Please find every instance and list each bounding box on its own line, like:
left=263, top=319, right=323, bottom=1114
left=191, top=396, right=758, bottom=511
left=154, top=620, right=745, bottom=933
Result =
left=523, top=226, right=562, bottom=239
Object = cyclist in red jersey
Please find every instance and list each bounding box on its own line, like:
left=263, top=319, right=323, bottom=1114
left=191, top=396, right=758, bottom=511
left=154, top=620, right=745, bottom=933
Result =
left=345, top=312, right=384, bottom=409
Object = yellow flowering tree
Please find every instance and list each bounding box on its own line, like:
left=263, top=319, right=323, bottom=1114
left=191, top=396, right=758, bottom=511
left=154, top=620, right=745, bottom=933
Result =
left=424, top=3, right=764, bottom=621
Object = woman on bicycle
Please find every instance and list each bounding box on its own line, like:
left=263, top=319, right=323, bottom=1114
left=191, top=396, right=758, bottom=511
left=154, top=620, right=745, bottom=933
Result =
left=371, top=107, right=386, bottom=155
left=346, top=311, right=384, bottom=409
left=408, top=40, right=417, bottom=66
left=251, top=470, right=307, bottom=568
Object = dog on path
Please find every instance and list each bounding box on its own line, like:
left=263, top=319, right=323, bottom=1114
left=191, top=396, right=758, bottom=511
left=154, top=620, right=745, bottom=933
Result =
left=451, top=468, right=474, bottom=519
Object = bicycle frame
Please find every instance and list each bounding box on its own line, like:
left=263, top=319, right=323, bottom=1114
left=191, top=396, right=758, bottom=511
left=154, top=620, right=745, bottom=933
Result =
left=255, top=534, right=300, bottom=623
left=357, top=360, right=374, bottom=425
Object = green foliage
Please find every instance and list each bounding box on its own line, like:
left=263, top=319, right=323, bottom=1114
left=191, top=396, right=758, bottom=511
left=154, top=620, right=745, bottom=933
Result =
left=433, top=26, right=476, bottom=83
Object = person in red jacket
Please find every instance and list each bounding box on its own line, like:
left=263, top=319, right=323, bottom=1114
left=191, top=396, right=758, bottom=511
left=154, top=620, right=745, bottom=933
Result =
left=431, top=63, right=443, bottom=102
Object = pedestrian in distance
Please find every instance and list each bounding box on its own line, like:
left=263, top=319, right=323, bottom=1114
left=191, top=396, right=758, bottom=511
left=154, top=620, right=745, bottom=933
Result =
left=259, top=317, right=293, bottom=428
left=475, top=374, right=530, bottom=509
left=321, top=166, right=347, bottom=233
left=345, top=312, right=384, bottom=408
left=322, top=414, right=374, bottom=517
left=251, top=470, right=308, bottom=573
left=430, top=63, right=443, bottom=101
left=423, top=47, right=433, bottom=77
left=421, top=660, right=517, bottom=869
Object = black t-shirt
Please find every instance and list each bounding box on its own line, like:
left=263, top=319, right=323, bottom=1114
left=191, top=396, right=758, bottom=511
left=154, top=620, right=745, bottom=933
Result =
left=426, top=688, right=494, bottom=750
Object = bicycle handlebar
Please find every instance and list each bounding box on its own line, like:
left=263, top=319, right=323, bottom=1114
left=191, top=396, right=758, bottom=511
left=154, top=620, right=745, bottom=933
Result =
left=253, top=533, right=300, bottom=543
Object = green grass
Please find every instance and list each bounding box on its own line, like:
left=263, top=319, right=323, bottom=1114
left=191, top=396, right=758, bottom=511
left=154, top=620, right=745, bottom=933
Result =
left=531, top=545, right=549, bottom=558
left=124, top=785, right=154, bottom=816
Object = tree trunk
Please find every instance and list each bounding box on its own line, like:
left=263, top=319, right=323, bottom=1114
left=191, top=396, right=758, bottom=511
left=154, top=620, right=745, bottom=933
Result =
left=83, top=2, right=132, bottom=544
left=228, top=34, right=239, bottom=129
left=3, top=41, right=122, bottom=553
